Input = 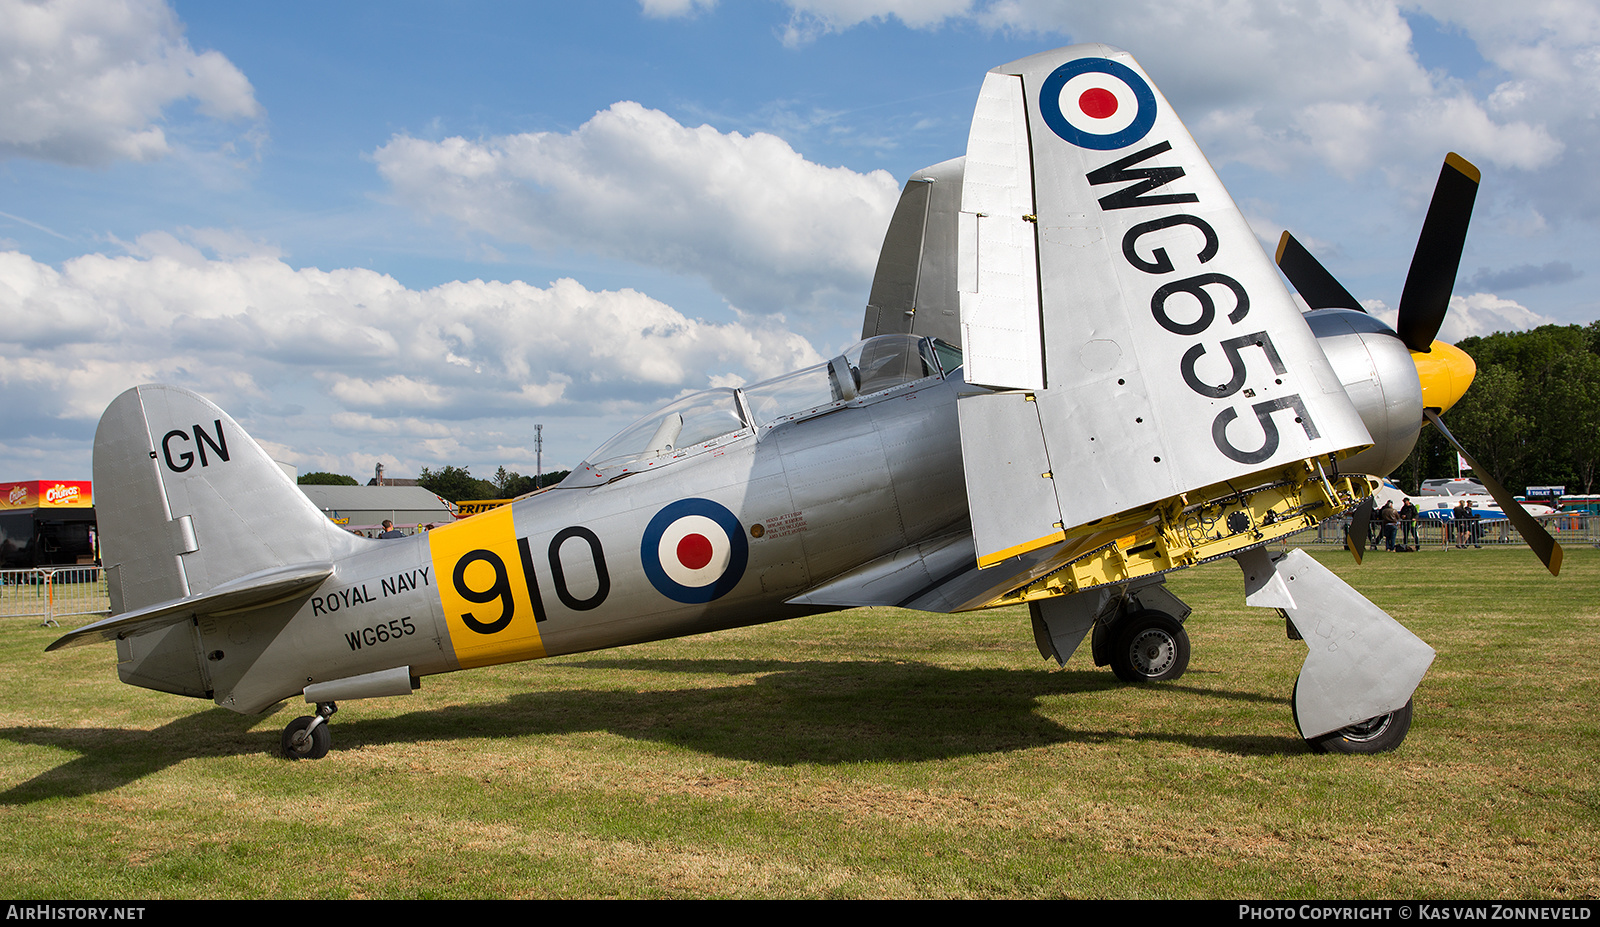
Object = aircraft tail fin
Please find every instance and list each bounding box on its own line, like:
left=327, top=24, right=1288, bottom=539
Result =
left=93, top=385, right=359, bottom=616
left=861, top=157, right=965, bottom=347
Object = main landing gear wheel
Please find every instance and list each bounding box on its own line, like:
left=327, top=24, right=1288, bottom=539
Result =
left=1110, top=611, right=1190, bottom=683
left=280, top=702, right=337, bottom=760
left=1300, top=697, right=1414, bottom=755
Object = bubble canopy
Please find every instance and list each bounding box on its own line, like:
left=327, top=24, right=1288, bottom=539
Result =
left=564, top=334, right=959, bottom=484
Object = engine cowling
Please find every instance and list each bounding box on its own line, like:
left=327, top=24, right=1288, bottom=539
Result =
left=1306, top=308, right=1424, bottom=479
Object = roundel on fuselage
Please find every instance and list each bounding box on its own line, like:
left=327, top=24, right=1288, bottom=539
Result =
left=1039, top=57, right=1157, bottom=150
left=641, top=498, right=748, bottom=604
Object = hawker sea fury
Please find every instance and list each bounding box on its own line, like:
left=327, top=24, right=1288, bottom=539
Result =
left=52, top=44, right=1562, bottom=759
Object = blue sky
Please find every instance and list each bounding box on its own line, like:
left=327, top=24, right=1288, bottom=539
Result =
left=4, top=0, right=1598, bottom=483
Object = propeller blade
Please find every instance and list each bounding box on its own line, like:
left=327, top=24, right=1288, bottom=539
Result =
left=1424, top=410, right=1563, bottom=576
left=1345, top=496, right=1372, bottom=564
left=1396, top=154, right=1480, bottom=352
left=1276, top=231, right=1366, bottom=313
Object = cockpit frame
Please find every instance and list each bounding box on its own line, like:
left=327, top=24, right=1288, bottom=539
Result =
left=561, top=334, right=960, bottom=486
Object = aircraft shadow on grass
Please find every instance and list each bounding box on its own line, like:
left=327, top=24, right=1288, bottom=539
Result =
left=0, top=657, right=1298, bottom=802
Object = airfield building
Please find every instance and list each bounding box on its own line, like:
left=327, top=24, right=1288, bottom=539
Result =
left=296, top=484, right=456, bottom=536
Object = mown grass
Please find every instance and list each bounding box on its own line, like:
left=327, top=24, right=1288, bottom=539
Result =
left=0, top=547, right=1595, bottom=898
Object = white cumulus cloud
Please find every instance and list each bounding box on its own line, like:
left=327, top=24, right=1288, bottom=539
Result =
left=639, top=0, right=717, bottom=17
left=0, top=233, right=824, bottom=477
left=1370, top=292, right=1558, bottom=342
left=773, top=1, right=1580, bottom=199
left=779, top=0, right=976, bottom=44
left=0, top=0, right=262, bottom=166
left=371, top=101, right=902, bottom=318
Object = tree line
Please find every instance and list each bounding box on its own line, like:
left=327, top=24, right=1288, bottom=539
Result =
left=416, top=466, right=571, bottom=502
left=1399, top=322, right=1600, bottom=495
left=298, top=466, right=569, bottom=501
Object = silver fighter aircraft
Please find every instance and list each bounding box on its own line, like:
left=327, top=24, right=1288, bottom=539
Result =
left=51, top=44, right=1561, bottom=759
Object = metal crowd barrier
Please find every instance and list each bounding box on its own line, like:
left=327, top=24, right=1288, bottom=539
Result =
left=0, top=566, right=111, bottom=626
left=1290, top=513, right=1600, bottom=549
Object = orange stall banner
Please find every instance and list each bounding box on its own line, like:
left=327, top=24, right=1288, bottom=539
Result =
left=0, top=480, right=94, bottom=510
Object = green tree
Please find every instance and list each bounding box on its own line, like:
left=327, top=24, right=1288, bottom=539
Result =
left=1439, top=322, right=1600, bottom=494
left=1543, top=351, right=1600, bottom=493
left=298, top=471, right=358, bottom=485
left=490, top=466, right=572, bottom=497
left=1398, top=422, right=1455, bottom=496
left=1442, top=362, right=1528, bottom=488
left=417, top=465, right=496, bottom=502
left=492, top=466, right=536, bottom=498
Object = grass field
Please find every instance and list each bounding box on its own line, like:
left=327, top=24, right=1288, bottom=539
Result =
left=1, top=547, right=1595, bottom=899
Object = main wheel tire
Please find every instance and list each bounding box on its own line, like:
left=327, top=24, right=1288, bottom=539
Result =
left=281, top=716, right=331, bottom=760
left=1109, top=611, right=1190, bottom=683
left=1298, top=693, right=1414, bottom=755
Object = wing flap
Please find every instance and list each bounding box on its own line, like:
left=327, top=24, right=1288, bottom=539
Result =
left=956, top=391, right=1066, bottom=567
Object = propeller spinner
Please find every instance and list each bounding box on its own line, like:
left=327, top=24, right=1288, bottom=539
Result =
left=1276, top=154, right=1562, bottom=575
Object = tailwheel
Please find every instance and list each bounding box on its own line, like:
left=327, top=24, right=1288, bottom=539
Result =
left=281, top=702, right=337, bottom=760
left=1109, top=611, right=1190, bottom=683
left=1293, top=681, right=1413, bottom=754
left=1302, top=699, right=1413, bottom=754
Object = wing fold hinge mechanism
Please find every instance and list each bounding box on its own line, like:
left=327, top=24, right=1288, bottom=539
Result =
left=991, top=459, right=1375, bottom=608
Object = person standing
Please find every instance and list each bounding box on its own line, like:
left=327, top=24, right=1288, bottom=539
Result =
left=1379, top=501, right=1400, bottom=551
left=1399, top=497, right=1419, bottom=550
left=377, top=519, right=405, bottom=539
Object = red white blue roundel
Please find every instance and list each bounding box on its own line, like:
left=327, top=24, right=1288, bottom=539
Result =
left=641, top=498, right=749, bottom=604
left=1040, top=57, right=1157, bottom=151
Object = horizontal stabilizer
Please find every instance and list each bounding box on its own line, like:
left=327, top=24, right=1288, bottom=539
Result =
left=47, top=561, right=333, bottom=652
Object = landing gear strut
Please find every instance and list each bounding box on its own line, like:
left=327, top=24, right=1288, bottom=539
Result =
left=281, top=702, right=337, bottom=760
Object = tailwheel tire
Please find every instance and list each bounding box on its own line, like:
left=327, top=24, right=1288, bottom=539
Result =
left=1110, top=611, right=1190, bottom=683
left=281, top=715, right=331, bottom=760
left=1299, top=695, right=1414, bottom=755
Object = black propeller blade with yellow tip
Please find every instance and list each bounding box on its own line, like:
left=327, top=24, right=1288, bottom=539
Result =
left=1397, top=154, right=1480, bottom=353
left=1276, top=153, right=1562, bottom=575
left=1426, top=411, right=1564, bottom=574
